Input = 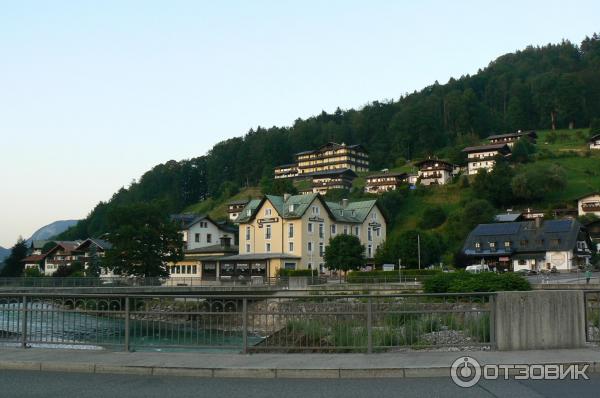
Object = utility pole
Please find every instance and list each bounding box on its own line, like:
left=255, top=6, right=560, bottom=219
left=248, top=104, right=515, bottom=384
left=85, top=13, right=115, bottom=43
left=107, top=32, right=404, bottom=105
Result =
left=398, top=258, right=402, bottom=283
left=417, top=234, right=421, bottom=270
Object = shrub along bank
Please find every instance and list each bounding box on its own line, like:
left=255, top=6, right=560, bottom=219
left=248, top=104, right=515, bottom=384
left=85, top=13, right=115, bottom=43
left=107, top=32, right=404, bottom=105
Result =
left=423, top=272, right=531, bottom=293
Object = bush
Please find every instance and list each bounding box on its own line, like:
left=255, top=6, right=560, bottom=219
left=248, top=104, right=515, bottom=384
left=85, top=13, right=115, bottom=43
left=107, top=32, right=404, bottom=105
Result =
left=23, top=267, right=43, bottom=277
left=418, top=206, right=447, bottom=230
left=423, top=271, right=531, bottom=293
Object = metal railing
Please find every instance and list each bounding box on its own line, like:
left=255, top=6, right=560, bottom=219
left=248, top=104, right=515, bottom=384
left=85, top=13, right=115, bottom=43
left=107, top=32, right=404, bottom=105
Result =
left=0, top=292, right=495, bottom=353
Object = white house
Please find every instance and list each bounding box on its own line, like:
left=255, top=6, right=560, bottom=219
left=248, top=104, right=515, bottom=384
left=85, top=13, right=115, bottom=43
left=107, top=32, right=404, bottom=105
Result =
left=577, top=193, right=600, bottom=218
left=171, top=214, right=237, bottom=251
left=462, top=144, right=511, bottom=175
left=589, top=134, right=600, bottom=150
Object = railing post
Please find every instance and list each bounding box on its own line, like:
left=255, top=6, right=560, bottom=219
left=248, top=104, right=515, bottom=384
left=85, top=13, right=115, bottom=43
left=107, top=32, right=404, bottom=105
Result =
left=124, top=297, right=130, bottom=352
left=489, top=294, right=496, bottom=349
left=367, top=297, right=373, bottom=354
left=242, top=298, right=248, bottom=354
left=21, top=295, right=28, bottom=348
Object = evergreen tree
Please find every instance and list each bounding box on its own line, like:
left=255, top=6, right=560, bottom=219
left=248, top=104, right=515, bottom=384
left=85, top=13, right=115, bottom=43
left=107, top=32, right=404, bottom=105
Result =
left=0, top=239, right=28, bottom=277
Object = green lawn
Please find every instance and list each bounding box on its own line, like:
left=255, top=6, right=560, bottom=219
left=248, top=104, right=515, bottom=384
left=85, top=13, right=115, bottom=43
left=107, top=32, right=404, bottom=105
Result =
left=183, top=186, right=262, bottom=220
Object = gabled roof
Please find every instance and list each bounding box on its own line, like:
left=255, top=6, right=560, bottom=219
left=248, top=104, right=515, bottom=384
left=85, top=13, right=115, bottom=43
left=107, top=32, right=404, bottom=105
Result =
left=235, top=194, right=383, bottom=224
left=171, top=213, right=232, bottom=232
left=462, top=143, right=511, bottom=153
left=21, top=254, right=48, bottom=263
left=462, top=219, right=588, bottom=256
left=414, top=158, right=455, bottom=168
left=74, top=238, right=113, bottom=252
left=366, top=171, right=407, bottom=179
left=487, top=130, right=537, bottom=140
left=226, top=199, right=251, bottom=206
left=45, top=241, right=82, bottom=256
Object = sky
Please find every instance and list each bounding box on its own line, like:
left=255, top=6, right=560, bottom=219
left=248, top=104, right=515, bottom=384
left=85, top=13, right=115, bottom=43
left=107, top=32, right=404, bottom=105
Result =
left=1, top=0, right=599, bottom=248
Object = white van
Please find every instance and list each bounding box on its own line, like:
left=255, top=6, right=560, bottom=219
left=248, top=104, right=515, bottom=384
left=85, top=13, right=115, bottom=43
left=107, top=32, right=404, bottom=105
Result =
left=465, top=264, right=490, bottom=273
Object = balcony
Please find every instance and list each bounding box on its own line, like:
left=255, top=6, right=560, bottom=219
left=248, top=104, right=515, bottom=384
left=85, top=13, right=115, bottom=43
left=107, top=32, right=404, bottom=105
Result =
left=582, top=202, right=600, bottom=212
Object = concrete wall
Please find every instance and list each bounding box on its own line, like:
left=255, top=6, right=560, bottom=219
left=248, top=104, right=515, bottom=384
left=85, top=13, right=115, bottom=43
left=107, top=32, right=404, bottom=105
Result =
left=494, top=290, right=586, bottom=351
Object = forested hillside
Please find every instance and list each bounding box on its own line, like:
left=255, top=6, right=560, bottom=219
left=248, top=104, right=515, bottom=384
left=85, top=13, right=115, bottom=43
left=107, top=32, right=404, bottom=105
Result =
left=59, top=34, right=600, bottom=241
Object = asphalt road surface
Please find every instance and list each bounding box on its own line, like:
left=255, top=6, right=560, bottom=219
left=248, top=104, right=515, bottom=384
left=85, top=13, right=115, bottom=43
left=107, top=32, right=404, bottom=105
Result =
left=1, top=371, right=599, bottom=398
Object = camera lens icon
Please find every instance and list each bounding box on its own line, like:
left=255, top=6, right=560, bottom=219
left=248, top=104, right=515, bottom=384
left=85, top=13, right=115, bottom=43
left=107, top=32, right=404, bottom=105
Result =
left=451, top=356, right=482, bottom=388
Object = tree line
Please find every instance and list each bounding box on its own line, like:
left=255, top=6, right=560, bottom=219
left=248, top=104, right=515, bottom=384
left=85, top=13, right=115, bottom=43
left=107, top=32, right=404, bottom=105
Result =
left=57, top=34, right=600, bottom=241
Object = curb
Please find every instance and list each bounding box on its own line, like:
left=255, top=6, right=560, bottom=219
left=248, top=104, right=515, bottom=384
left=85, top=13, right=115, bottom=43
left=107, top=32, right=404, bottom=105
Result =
left=0, top=361, right=598, bottom=379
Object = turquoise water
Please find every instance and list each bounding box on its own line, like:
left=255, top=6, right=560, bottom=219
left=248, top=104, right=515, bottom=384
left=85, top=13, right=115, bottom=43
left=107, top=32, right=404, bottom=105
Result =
left=0, top=302, right=263, bottom=352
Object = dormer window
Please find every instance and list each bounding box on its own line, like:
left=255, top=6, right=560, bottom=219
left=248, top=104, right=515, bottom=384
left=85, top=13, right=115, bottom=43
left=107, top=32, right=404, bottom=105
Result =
left=489, top=242, right=496, bottom=251
left=504, top=241, right=511, bottom=248
left=246, top=209, right=251, bottom=216
left=475, top=242, right=481, bottom=250
left=265, top=208, right=272, bottom=216
left=289, top=204, right=295, bottom=212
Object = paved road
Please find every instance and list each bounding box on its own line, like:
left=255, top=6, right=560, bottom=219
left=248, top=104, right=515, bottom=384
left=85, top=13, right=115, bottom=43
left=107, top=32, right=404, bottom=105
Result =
left=2, top=370, right=599, bottom=398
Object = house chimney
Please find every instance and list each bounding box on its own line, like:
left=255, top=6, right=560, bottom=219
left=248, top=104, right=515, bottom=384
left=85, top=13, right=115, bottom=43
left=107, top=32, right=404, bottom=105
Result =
left=342, top=198, right=349, bottom=208
left=283, top=193, right=291, bottom=202
left=220, top=236, right=231, bottom=248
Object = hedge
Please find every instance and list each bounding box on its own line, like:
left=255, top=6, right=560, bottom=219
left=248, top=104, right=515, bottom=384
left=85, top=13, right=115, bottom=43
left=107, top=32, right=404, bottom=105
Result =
left=422, top=272, right=531, bottom=293
left=347, top=269, right=441, bottom=283
left=277, top=269, right=315, bottom=277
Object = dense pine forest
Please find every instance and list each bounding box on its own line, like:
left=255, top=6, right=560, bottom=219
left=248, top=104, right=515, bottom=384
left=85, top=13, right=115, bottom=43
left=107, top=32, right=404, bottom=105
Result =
left=59, top=34, right=600, bottom=241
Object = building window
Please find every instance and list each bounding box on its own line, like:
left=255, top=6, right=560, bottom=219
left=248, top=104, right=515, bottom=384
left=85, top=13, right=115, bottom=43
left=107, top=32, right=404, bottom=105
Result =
left=319, top=223, right=324, bottom=239
left=475, top=242, right=481, bottom=249
left=289, top=242, right=294, bottom=252
left=376, top=228, right=381, bottom=238
left=343, top=226, right=348, bottom=235
left=551, top=238, right=561, bottom=246
left=367, top=244, right=372, bottom=258
left=489, top=242, right=496, bottom=251
left=354, top=226, right=359, bottom=236
left=195, top=233, right=200, bottom=243
left=246, top=226, right=251, bottom=241
left=246, top=244, right=251, bottom=253
left=265, top=208, right=272, bottom=216
left=308, top=262, right=312, bottom=270
left=246, top=209, right=251, bottom=216
left=206, top=234, right=212, bottom=243
left=308, top=223, right=313, bottom=234
left=308, top=241, right=313, bottom=253
left=266, top=243, right=271, bottom=252
left=520, top=240, right=528, bottom=247
left=368, top=228, right=372, bottom=241
left=312, top=206, right=320, bottom=215
left=331, top=224, right=337, bottom=234
left=288, top=223, right=294, bottom=238
left=265, top=225, right=272, bottom=240
left=319, top=243, right=324, bottom=256
left=372, top=212, right=377, bottom=220
left=504, top=241, right=511, bottom=248
left=289, top=204, right=295, bottom=212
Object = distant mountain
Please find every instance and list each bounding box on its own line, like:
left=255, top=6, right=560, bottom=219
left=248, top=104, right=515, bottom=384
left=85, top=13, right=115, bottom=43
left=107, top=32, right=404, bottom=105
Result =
left=26, top=220, right=79, bottom=244
left=0, top=246, right=9, bottom=263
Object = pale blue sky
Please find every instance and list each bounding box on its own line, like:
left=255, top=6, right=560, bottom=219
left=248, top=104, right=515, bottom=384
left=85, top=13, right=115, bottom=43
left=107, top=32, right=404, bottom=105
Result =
left=1, top=0, right=599, bottom=247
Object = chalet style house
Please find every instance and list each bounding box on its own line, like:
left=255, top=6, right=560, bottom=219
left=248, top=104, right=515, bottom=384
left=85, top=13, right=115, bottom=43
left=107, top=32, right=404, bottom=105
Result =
left=364, top=171, right=407, bottom=194
left=415, top=159, right=455, bottom=185
left=171, top=214, right=237, bottom=250
left=463, top=143, right=511, bottom=175
left=274, top=142, right=369, bottom=179
left=42, top=241, right=82, bottom=276
left=462, top=219, right=592, bottom=272
left=226, top=199, right=249, bottom=222
left=589, top=134, right=600, bottom=150
left=487, top=130, right=537, bottom=148
left=577, top=193, right=600, bottom=218
left=300, top=169, right=357, bottom=195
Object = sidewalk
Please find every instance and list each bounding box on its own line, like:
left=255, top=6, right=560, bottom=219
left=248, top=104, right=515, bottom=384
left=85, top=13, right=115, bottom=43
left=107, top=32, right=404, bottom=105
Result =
left=1, top=347, right=600, bottom=378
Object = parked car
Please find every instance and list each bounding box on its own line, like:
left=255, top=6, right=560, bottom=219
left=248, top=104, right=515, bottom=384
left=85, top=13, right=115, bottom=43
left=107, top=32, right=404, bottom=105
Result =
left=465, top=264, right=490, bottom=273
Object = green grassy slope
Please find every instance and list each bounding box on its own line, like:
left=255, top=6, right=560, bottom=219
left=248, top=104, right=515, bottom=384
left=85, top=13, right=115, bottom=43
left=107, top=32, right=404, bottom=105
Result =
left=183, top=186, right=262, bottom=220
